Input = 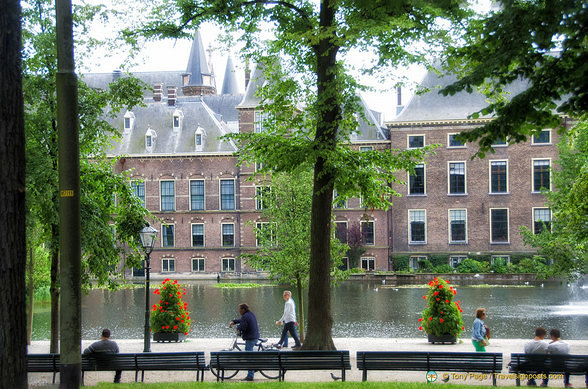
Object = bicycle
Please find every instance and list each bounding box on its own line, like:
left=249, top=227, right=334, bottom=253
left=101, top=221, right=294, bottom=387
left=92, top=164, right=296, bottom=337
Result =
left=209, top=328, right=281, bottom=380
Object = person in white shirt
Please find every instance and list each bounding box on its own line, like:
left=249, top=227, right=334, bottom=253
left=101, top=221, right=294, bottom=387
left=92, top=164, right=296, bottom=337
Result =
left=541, top=328, right=571, bottom=388
left=524, top=326, right=548, bottom=386
left=276, top=290, right=302, bottom=350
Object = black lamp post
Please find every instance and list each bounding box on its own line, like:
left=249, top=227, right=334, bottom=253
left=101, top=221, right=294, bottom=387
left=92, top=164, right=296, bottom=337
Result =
left=139, top=223, right=158, bottom=353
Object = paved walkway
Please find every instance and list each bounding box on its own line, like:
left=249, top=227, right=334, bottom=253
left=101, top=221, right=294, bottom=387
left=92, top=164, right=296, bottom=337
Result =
left=28, top=337, right=588, bottom=387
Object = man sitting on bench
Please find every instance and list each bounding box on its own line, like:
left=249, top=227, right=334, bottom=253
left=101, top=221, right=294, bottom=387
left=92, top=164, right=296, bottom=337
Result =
left=83, top=328, right=121, bottom=383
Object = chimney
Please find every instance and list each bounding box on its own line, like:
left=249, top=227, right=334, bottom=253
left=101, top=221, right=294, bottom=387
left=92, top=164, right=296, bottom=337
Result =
left=153, top=83, right=163, bottom=102
left=167, top=86, right=177, bottom=106
left=395, top=86, right=404, bottom=116
left=112, top=69, right=122, bottom=82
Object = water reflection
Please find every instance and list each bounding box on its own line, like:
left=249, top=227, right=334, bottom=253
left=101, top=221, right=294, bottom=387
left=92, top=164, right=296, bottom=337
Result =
left=32, top=281, right=588, bottom=340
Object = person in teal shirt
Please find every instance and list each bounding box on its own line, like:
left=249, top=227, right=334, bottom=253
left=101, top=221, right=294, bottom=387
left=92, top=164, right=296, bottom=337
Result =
left=471, top=308, right=487, bottom=352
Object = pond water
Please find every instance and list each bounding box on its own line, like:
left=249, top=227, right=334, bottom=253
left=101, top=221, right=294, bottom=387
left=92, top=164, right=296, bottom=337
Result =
left=31, top=280, right=588, bottom=341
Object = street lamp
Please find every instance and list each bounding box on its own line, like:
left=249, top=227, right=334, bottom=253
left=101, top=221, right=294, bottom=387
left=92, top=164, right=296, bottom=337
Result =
left=139, top=223, right=158, bottom=353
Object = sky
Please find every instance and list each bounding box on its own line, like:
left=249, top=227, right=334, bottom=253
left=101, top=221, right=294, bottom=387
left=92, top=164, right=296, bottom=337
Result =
left=81, top=1, right=492, bottom=121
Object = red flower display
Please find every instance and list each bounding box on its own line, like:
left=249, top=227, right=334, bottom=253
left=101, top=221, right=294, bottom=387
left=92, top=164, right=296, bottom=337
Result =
left=418, top=277, right=464, bottom=338
left=151, top=279, right=192, bottom=335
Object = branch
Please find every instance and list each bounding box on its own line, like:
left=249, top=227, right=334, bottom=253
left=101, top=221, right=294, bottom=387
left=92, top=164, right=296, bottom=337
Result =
left=242, top=0, right=313, bottom=28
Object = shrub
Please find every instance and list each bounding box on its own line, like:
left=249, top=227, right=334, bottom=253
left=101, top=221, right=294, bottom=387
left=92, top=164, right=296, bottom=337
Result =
left=456, top=258, right=488, bottom=273
left=491, top=257, right=508, bottom=274
left=150, top=279, right=192, bottom=334
left=433, top=264, right=454, bottom=274
left=418, top=277, right=464, bottom=337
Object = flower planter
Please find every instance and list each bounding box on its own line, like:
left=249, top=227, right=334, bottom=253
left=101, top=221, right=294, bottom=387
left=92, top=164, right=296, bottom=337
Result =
left=153, top=332, right=187, bottom=343
left=427, top=333, right=457, bottom=344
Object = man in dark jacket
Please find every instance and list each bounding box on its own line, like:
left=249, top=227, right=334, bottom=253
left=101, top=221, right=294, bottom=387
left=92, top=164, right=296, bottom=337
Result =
left=83, top=328, right=121, bottom=383
left=230, top=303, right=260, bottom=381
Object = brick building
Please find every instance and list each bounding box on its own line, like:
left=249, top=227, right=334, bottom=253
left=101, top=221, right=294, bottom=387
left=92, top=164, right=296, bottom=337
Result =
left=84, top=33, right=559, bottom=278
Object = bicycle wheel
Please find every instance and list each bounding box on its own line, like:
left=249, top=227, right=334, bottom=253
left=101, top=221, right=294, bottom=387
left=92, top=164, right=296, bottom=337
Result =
left=209, top=367, right=239, bottom=380
left=258, top=369, right=281, bottom=379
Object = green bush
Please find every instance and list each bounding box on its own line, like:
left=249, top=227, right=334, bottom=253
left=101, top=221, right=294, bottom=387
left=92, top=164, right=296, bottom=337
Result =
left=516, top=255, right=548, bottom=274
left=391, top=255, right=409, bottom=271
left=150, top=279, right=192, bottom=334
left=491, top=257, right=508, bottom=274
left=433, top=264, right=454, bottom=274
left=456, top=258, right=489, bottom=273
left=419, top=277, right=464, bottom=337
left=418, top=259, right=434, bottom=272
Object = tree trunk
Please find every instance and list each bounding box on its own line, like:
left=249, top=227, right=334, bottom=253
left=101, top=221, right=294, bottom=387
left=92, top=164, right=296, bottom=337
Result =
left=296, top=277, right=305, bottom=343
left=304, top=0, right=339, bottom=350
left=0, top=0, right=28, bottom=385
left=50, top=224, right=59, bottom=354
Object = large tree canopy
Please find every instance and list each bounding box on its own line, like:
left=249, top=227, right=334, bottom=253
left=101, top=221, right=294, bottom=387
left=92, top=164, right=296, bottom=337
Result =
left=441, top=0, right=586, bottom=157
left=129, top=0, right=472, bottom=349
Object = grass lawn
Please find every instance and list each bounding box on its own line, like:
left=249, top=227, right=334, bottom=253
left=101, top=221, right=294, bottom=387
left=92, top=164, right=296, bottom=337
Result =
left=95, top=382, right=517, bottom=389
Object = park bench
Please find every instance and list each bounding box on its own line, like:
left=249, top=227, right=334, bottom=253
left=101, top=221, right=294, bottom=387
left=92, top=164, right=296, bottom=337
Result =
left=28, top=351, right=208, bottom=385
left=210, top=350, right=351, bottom=381
left=508, top=353, right=587, bottom=386
left=356, top=351, right=503, bottom=385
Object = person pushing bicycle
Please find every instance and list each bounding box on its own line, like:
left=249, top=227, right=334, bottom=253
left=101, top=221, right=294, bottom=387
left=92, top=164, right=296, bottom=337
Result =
left=229, top=303, right=260, bottom=381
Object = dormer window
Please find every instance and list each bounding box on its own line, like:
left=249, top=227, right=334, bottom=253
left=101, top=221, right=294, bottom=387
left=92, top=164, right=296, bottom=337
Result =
left=173, top=109, right=184, bottom=130
left=145, top=127, right=157, bottom=152
left=182, top=74, right=191, bottom=86
left=195, top=127, right=206, bottom=152
left=123, top=111, right=135, bottom=133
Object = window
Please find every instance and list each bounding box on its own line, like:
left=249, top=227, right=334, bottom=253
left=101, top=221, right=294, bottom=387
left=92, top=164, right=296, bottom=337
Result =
left=160, top=181, right=175, bottom=211
left=133, top=260, right=145, bottom=277
left=256, top=186, right=271, bottom=210
left=220, top=179, right=235, bottom=210
left=255, top=222, right=276, bottom=246
left=190, top=180, right=205, bottom=210
left=146, top=135, right=152, bottom=147
left=360, top=146, right=373, bottom=152
left=409, top=256, right=427, bottom=270
left=196, top=134, right=202, bottom=145
left=192, top=258, right=205, bottom=272
left=408, top=135, right=424, bottom=148
left=361, top=221, right=374, bottom=245
left=333, top=190, right=347, bottom=208
left=448, top=162, right=466, bottom=194
left=161, top=224, right=174, bottom=247
left=492, top=137, right=507, bottom=146
left=222, top=223, right=234, bottom=247
left=361, top=257, right=375, bottom=271
left=533, top=130, right=551, bottom=144
left=490, top=160, right=508, bottom=193
left=409, top=210, right=426, bottom=243
left=409, top=164, right=425, bottom=195
left=162, top=258, right=175, bottom=272
left=490, top=208, right=509, bottom=243
left=172, top=109, right=183, bottom=129
left=533, top=159, right=551, bottom=192
left=124, top=117, right=131, bottom=129
left=335, top=222, right=347, bottom=243
left=254, top=111, right=268, bottom=133
left=449, top=255, right=466, bottom=268
left=123, top=111, right=135, bottom=132
left=222, top=258, right=235, bottom=272
left=492, top=255, right=510, bottom=265
left=534, top=208, right=552, bottom=234
left=191, top=224, right=204, bottom=247
left=449, top=209, right=467, bottom=243
left=448, top=133, right=465, bottom=147
left=173, top=116, right=180, bottom=128
left=131, top=181, right=145, bottom=206
left=195, top=127, right=206, bottom=151
left=145, top=128, right=157, bottom=151
left=339, top=257, right=349, bottom=271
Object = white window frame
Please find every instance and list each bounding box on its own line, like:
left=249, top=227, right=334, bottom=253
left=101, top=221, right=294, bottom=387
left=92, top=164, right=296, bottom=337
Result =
left=407, top=134, right=425, bottom=149
left=532, top=158, right=551, bottom=192
left=361, top=257, right=375, bottom=271
left=532, top=129, right=551, bottom=145
left=191, top=257, right=205, bottom=272
left=359, top=146, right=373, bottom=152
left=533, top=207, right=552, bottom=234
left=221, top=223, right=235, bottom=247
left=160, top=180, right=175, bottom=212
left=408, top=209, right=427, bottom=244
left=448, top=209, right=468, bottom=243
left=123, top=111, right=135, bottom=132
left=447, top=133, right=466, bottom=148
left=361, top=220, right=375, bottom=245
left=256, top=185, right=271, bottom=210
left=162, top=258, right=175, bottom=273
left=172, top=109, right=183, bottom=130
left=333, top=189, right=347, bottom=208
left=161, top=223, right=175, bottom=248
left=255, top=222, right=276, bottom=247
left=408, top=163, right=426, bottom=195
left=409, top=255, right=427, bottom=270
left=190, top=179, right=205, bottom=211
left=449, top=255, right=466, bottom=268
left=219, top=179, right=235, bottom=210
left=489, top=160, right=509, bottom=194
left=222, top=258, right=236, bottom=273
left=490, top=208, right=510, bottom=244
left=447, top=161, right=467, bottom=195
left=254, top=111, right=268, bottom=133
left=191, top=223, right=205, bottom=247
left=130, top=180, right=145, bottom=206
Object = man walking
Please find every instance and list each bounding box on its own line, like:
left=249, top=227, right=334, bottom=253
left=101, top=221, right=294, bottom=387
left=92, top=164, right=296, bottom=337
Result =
left=230, top=303, right=260, bottom=381
left=83, top=328, right=121, bottom=383
left=276, top=290, right=302, bottom=350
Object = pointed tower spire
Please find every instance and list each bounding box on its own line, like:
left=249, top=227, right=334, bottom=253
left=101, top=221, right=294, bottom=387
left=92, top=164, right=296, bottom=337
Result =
left=221, top=56, right=240, bottom=96
left=182, top=30, right=216, bottom=96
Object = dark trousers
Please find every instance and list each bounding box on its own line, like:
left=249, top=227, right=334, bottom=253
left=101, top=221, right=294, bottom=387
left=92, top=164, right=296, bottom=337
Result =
left=114, top=370, right=121, bottom=383
left=278, top=322, right=301, bottom=347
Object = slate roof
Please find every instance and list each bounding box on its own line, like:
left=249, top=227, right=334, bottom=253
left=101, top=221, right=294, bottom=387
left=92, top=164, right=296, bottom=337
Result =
left=185, top=30, right=212, bottom=86
left=392, top=70, right=529, bottom=123
left=220, top=57, right=240, bottom=96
